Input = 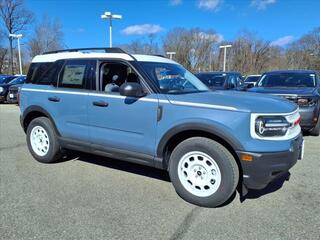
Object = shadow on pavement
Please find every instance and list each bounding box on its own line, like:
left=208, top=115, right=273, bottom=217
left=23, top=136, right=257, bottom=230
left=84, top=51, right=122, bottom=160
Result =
left=65, top=151, right=171, bottom=182
left=59, top=151, right=291, bottom=207
left=240, top=172, right=291, bottom=202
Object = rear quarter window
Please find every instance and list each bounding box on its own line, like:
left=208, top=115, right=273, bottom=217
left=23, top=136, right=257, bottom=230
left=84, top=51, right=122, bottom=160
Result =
left=26, top=62, right=63, bottom=85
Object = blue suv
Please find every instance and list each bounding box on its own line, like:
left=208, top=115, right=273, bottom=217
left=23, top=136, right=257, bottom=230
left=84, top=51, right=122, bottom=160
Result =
left=20, top=48, right=304, bottom=207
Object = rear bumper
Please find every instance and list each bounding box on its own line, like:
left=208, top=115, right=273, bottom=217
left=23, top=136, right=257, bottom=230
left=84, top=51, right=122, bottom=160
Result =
left=237, top=134, right=303, bottom=190
left=20, top=114, right=24, bottom=130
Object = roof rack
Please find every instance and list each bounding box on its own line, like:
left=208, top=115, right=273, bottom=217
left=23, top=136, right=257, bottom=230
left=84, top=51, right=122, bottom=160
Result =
left=43, top=47, right=127, bottom=55
left=152, top=54, right=167, bottom=58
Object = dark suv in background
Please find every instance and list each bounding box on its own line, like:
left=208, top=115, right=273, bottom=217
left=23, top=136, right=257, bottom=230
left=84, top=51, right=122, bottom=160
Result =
left=0, top=75, right=17, bottom=103
left=7, top=75, right=26, bottom=103
left=195, top=71, right=243, bottom=90
left=248, top=70, right=320, bottom=136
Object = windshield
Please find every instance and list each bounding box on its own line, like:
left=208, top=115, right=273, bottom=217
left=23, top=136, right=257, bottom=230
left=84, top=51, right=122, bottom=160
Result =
left=140, top=62, right=209, bottom=94
left=196, top=73, right=227, bottom=88
left=245, top=76, right=260, bottom=83
left=8, top=76, right=26, bottom=85
left=0, top=76, right=16, bottom=84
left=257, top=73, right=316, bottom=88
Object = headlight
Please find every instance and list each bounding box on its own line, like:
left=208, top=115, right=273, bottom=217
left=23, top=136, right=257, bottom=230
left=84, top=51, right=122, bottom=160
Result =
left=255, top=116, right=290, bottom=137
left=0, top=87, right=3, bottom=93
left=297, top=98, right=317, bottom=107
left=251, top=110, right=301, bottom=140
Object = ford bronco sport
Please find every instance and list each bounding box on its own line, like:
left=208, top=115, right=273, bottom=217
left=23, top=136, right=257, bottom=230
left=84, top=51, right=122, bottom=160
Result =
left=20, top=48, right=304, bottom=207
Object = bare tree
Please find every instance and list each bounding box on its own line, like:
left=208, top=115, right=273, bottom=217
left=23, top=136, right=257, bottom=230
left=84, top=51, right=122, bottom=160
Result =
left=163, top=28, right=219, bottom=71
left=120, top=34, right=159, bottom=55
left=28, top=15, right=64, bottom=58
left=286, top=27, right=320, bottom=70
left=228, top=32, right=271, bottom=74
left=0, top=47, right=7, bottom=73
left=0, top=32, right=7, bottom=73
left=0, top=0, right=32, bottom=74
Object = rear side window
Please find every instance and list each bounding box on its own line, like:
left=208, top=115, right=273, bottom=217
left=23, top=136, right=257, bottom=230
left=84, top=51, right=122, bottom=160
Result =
left=26, top=62, right=63, bottom=85
left=58, top=60, right=96, bottom=89
left=26, top=62, right=52, bottom=84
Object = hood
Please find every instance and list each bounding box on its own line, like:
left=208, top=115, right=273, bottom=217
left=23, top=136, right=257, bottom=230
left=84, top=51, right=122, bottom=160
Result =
left=0, top=82, right=15, bottom=88
left=210, top=86, right=224, bottom=90
left=248, top=87, right=316, bottom=96
left=9, top=84, right=23, bottom=90
left=0, top=83, right=10, bottom=88
left=166, top=90, right=297, bottom=114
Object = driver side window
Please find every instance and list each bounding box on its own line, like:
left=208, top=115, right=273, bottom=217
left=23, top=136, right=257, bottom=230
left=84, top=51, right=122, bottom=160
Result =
left=100, top=62, right=141, bottom=94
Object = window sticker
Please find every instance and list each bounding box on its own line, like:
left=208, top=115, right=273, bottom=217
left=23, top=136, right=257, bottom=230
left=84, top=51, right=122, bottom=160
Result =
left=62, top=65, right=86, bottom=85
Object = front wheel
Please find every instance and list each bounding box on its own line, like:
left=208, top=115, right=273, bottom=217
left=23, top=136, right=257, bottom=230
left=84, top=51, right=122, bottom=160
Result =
left=26, top=117, right=62, bottom=163
left=169, top=137, right=239, bottom=207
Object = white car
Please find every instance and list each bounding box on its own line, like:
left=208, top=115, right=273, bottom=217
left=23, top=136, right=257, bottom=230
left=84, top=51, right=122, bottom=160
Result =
left=244, top=74, right=261, bottom=87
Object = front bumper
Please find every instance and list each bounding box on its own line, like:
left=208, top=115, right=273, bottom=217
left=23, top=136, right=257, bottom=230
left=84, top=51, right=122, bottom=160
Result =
left=7, top=91, right=18, bottom=103
left=237, top=134, right=303, bottom=190
left=299, top=106, right=319, bottom=130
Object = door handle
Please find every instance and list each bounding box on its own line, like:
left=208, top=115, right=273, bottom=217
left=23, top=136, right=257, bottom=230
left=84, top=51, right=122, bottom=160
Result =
left=48, top=96, right=60, bottom=102
left=92, top=101, right=109, bottom=107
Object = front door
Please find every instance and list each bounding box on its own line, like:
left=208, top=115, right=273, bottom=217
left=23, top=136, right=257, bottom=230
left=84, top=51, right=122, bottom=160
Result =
left=88, top=61, right=159, bottom=158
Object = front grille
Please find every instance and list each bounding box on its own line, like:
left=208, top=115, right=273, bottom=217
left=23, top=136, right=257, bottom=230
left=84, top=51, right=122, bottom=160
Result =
left=280, top=95, right=315, bottom=107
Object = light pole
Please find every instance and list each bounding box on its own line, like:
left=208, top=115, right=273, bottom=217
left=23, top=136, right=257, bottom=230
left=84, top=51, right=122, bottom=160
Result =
left=166, top=51, right=176, bottom=60
left=9, top=33, right=23, bottom=75
left=219, top=44, right=232, bottom=72
left=101, top=11, right=122, bottom=48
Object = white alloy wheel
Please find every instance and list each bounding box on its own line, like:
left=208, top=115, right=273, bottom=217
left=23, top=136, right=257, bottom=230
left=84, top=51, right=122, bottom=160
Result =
left=177, top=151, right=222, bottom=197
left=30, top=126, right=50, bottom=157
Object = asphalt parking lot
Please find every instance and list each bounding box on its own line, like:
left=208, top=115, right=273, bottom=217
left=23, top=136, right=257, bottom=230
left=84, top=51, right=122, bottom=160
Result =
left=0, top=104, right=319, bottom=240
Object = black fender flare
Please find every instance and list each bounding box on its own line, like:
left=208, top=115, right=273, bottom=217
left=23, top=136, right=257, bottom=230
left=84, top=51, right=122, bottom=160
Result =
left=156, top=122, right=244, bottom=159
left=21, top=105, right=60, bottom=135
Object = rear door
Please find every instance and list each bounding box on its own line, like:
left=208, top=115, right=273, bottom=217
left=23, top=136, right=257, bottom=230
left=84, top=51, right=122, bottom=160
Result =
left=52, top=59, right=96, bottom=141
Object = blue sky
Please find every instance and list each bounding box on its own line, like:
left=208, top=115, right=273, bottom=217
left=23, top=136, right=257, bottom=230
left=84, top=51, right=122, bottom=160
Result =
left=24, top=0, right=320, bottom=48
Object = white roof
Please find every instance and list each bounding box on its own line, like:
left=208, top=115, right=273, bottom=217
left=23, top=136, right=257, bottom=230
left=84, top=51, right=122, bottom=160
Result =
left=32, top=52, right=178, bottom=65
left=246, top=74, right=261, bottom=77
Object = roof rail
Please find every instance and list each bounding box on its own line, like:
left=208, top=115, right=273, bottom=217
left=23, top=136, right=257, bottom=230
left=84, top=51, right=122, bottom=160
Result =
left=152, top=54, right=167, bottom=58
left=43, top=47, right=127, bottom=55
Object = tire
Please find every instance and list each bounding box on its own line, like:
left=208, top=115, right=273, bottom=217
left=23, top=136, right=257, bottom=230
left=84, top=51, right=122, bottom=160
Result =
left=309, top=117, right=320, bottom=136
left=26, top=117, right=62, bottom=163
left=6, top=94, right=11, bottom=104
left=169, top=137, right=239, bottom=207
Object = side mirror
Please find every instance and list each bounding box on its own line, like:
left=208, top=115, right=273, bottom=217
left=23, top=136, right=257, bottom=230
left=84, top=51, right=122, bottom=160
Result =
left=120, top=82, right=146, bottom=97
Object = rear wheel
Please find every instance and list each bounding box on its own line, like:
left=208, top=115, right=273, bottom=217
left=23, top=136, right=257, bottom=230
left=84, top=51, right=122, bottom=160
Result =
left=169, top=137, right=239, bottom=207
left=26, top=117, right=62, bottom=163
left=309, top=117, right=320, bottom=136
